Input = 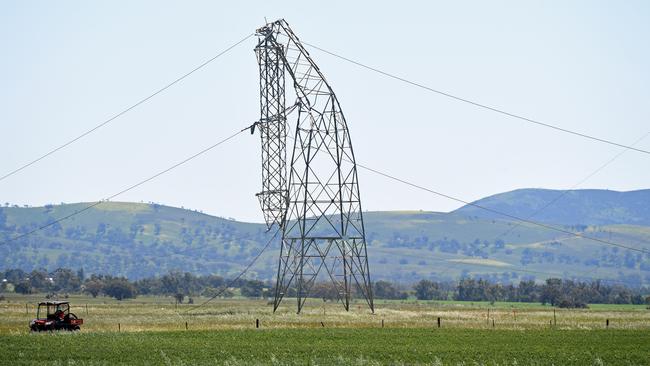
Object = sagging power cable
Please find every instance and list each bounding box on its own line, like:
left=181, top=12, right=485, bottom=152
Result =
left=184, top=226, right=281, bottom=313
left=0, top=127, right=247, bottom=246
left=284, top=133, right=648, bottom=255
left=0, top=33, right=254, bottom=184
left=304, top=41, right=650, bottom=156
left=356, top=161, right=649, bottom=254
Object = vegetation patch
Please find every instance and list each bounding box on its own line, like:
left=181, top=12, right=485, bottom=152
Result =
left=0, top=328, right=648, bottom=365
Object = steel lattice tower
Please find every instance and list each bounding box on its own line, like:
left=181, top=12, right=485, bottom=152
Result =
left=253, top=19, right=374, bottom=313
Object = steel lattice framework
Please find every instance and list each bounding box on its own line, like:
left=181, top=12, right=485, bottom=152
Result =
left=253, top=19, right=374, bottom=313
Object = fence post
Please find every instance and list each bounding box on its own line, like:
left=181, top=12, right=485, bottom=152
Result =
left=118, top=323, right=121, bottom=332
left=86, top=304, right=89, bottom=315
left=381, top=319, right=384, bottom=328
left=185, top=321, right=188, bottom=330
left=553, top=309, right=557, bottom=326
left=437, top=317, right=441, bottom=328
left=25, top=303, right=28, bottom=315
left=487, top=308, right=490, bottom=325
left=606, top=319, right=609, bottom=328
left=256, top=319, right=259, bottom=329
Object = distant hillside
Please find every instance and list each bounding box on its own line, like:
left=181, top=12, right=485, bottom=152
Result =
left=454, top=189, right=650, bottom=226
left=1, top=190, right=649, bottom=285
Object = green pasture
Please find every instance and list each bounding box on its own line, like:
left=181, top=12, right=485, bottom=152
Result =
left=1, top=328, right=649, bottom=365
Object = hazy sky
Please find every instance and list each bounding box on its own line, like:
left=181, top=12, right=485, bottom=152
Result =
left=1, top=1, right=649, bottom=223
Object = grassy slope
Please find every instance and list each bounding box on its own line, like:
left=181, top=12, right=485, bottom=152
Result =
left=363, top=211, right=650, bottom=282
left=1, top=203, right=649, bottom=282
left=0, top=202, right=275, bottom=279
left=454, top=188, right=650, bottom=226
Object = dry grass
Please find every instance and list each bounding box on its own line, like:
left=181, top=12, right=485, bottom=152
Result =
left=1, top=294, right=648, bottom=334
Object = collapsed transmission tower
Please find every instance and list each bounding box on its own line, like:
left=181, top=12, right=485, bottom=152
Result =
left=252, top=19, right=374, bottom=313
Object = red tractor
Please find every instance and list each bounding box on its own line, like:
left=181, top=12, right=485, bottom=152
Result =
left=29, top=301, right=83, bottom=332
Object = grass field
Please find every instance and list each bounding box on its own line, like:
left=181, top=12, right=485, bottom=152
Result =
left=1, top=294, right=649, bottom=365
left=2, top=328, right=649, bottom=365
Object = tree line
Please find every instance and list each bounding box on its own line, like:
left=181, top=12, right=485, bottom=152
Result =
left=413, top=278, right=649, bottom=308
left=1, top=268, right=649, bottom=307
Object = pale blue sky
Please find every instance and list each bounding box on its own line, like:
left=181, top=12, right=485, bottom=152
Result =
left=1, top=1, right=649, bottom=223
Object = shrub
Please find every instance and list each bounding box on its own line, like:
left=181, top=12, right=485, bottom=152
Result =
left=557, top=297, right=588, bottom=309
left=14, top=281, right=32, bottom=294
left=103, top=278, right=137, bottom=300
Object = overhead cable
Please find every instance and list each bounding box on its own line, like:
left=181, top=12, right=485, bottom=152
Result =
left=184, top=227, right=281, bottom=313
left=495, top=131, right=650, bottom=239
left=356, top=162, right=648, bottom=254
left=304, top=41, right=650, bottom=156
left=0, top=128, right=247, bottom=246
left=0, top=33, right=254, bottom=183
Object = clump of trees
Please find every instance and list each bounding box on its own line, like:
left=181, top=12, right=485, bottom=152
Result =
left=413, top=280, right=449, bottom=300
left=374, top=280, right=409, bottom=300
left=0, top=268, right=138, bottom=301
left=0, top=268, right=270, bottom=302
left=1, top=268, right=648, bottom=307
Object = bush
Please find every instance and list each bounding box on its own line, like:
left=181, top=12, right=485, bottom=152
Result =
left=414, top=280, right=446, bottom=301
left=557, top=297, right=588, bottom=309
left=84, top=280, right=103, bottom=298
left=103, top=278, right=137, bottom=300
left=374, top=280, right=408, bottom=300
left=14, top=281, right=32, bottom=294
left=240, top=280, right=265, bottom=298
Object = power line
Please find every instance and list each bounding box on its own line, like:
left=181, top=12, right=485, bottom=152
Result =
left=184, top=227, right=281, bottom=313
left=275, top=136, right=646, bottom=284
left=356, top=161, right=649, bottom=254
left=0, top=33, right=254, bottom=184
left=284, top=133, right=648, bottom=255
left=303, top=41, right=650, bottom=156
left=0, top=127, right=247, bottom=246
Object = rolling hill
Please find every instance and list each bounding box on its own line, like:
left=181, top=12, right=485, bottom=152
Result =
left=454, top=188, right=650, bottom=226
left=1, top=188, right=649, bottom=285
